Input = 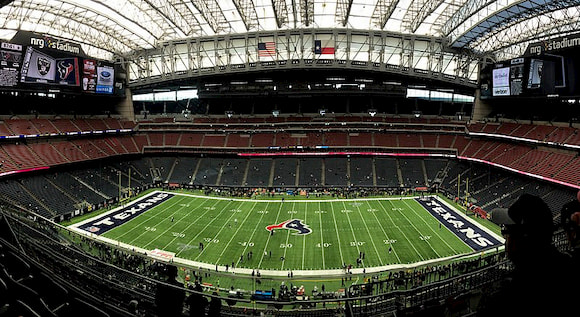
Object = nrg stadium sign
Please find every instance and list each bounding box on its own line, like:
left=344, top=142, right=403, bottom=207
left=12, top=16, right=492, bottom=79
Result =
left=29, top=36, right=81, bottom=55
left=525, top=33, right=580, bottom=56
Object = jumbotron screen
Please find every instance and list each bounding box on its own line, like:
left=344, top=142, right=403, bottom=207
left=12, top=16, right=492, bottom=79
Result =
left=0, top=31, right=121, bottom=96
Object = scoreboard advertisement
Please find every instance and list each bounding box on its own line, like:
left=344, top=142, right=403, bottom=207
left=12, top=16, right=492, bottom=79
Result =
left=0, top=42, right=23, bottom=87
left=481, top=33, right=579, bottom=99
left=0, top=31, right=123, bottom=96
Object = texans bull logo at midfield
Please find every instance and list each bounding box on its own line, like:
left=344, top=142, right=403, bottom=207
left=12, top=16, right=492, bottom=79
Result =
left=266, top=219, right=312, bottom=235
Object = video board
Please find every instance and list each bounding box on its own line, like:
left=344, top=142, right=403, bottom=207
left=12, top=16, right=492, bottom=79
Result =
left=0, top=42, right=23, bottom=87
left=482, top=55, right=570, bottom=98
left=0, top=31, right=122, bottom=96
left=20, top=47, right=79, bottom=86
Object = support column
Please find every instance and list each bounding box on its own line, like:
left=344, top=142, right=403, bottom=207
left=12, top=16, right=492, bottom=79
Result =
left=115, top=88, right=136, bottom=121
left=472, top=89, right=493, bottom=122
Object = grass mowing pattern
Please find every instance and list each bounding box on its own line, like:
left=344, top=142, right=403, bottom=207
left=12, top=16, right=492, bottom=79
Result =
left=101, top=193, right=475, bottom=271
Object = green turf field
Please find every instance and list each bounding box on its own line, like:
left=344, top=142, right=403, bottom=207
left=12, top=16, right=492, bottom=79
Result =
left=76, top=191, right=501, bottom=273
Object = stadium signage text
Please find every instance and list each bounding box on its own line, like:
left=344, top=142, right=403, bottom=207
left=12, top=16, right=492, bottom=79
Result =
left=80, top=192, right=174, bottom=235
left=526, top=33, right=580, bottom=56
left=415, top=198, right=501, bottom=251
left=30, top=36, right=81, bottom=55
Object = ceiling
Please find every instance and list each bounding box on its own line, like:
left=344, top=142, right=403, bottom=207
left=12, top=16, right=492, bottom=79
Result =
left=1, top=0, right=579, bottom=60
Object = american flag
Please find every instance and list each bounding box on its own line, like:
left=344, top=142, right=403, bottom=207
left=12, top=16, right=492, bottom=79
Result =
left=258, top=42, right=276, bottom=57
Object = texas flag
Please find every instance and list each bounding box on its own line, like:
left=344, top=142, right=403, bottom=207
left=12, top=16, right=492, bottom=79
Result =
left=314, top=39, right=335, bottom=54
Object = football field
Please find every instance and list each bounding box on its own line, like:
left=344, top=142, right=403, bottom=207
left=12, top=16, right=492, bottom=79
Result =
left=72, top=191, right=502, bottom=273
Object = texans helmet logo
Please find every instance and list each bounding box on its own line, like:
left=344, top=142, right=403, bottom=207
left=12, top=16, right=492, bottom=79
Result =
left=57, top=60, right=74, bottom=80
left=266, top=219, right=312, bottom=235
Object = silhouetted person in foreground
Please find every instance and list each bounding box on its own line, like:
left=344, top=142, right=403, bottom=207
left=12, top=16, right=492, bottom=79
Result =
left=186, top=281, right=207, bottom=317
left=155, top=265, right=185, bottom=317
left=561, top=191, right=580, bottom=264
left=208, top=291, right=222, bottom=317
left=478, top=194, right=572, bottom=316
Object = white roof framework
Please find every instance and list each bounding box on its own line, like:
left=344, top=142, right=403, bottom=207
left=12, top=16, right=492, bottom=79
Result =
left=0, top=0, right=578, bottom=60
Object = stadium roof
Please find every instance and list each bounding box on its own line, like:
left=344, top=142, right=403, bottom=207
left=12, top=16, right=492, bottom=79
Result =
left=1, top=0, right=579, bottom=60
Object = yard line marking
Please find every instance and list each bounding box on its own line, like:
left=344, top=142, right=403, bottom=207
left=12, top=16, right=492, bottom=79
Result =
left=224, top=202, right=270, bottom=266
left=164, top=200, right=234, bottom=252
left=280, top=201, right=296, bottom=270
left=198, top=201, right=258, bottom=262
left=318, top=201, right=326, bottom=270
left=256, top=201, right=284, bottom=269
left=301, top=202, right=307, bottom=270
left=365, top=201, right=402, bottom=264
left=392, top=199, right=442, bottom=258
left=379, top=200, right=424, bottom=261
left=402, top=199, right=457, bottom=253
left=119, top=195, right=192, bottom=243
left=177, top=199, right=240, bottom=257
left=329, top=201, right=345, bottom=266
left=389, top=200, right=442, bottom=258
left=352, top=201, right=384, bottom=265
left=341, top=201, right=364, bottom=267
left=110, top=195, right=186, bottom=240
left=144, top=198, right=226, bottom=249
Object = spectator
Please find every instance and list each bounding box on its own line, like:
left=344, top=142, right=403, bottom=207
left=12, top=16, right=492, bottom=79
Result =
left=186, top=281, right=207, bottom=317
left=560, top=191, right=580, bottom=263
left=208, top=291, right=222, bottom=317
left=479, top=194, right=571, bottom=316
left=155, top=265, right=185, bottom=317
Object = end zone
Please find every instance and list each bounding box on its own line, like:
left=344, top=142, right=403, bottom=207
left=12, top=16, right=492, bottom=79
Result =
left=70, top=191, right=174, bottom=235
left=415, top=196, right=504, bottom=251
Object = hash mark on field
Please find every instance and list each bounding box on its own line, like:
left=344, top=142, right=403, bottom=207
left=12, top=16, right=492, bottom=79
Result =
left=329, top=201, right=345, bottom=266
left=150, top=198, right=224, bottom=249
left=196, top=201, right=259, bottom=261
left=164, top=200, right=234, bottom=252
left=402, top=199, right=456, bottom=254
left=225, top=202, right=270, bottom=265
left=318, top=201, right=325, bottom=269
left=342, top=201, right=364, bottom=266
left=353, top=201, right=384, bottom=264
left=122, top=196, right=191, bottom=245
left=380, top=200, right=424, bottom=261
left=280, top=202, right=296, bottom=270
left=256, top=202, right=284, bottom=269
left=302, top=203, right=307, bottom=270
left=175, top=200, right=238, bottom=257
left=366, top=201, right=401, bottom=263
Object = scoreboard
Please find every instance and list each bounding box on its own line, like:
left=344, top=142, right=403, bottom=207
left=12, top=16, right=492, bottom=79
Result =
left=0, top=31, right=123, bottom=96
left=481, top=33, right=579, bottom=99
